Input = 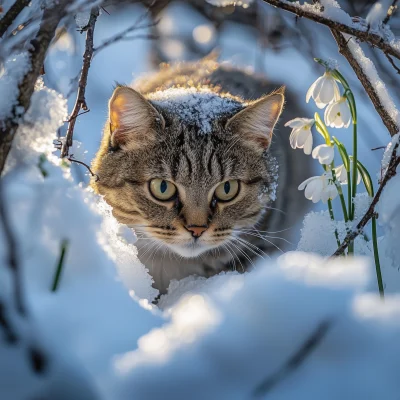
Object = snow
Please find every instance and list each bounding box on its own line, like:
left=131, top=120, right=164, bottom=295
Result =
left=3, top=1, right=400, bottom=398
left=111, top=254, right=400, bottom=400
left=297, top=210, right=347, bottom=255
left=0, top=53, right=30, bottom=121
left=1, top=76, right=163, bottom=399
left=149, top=87, right=244, bottom=134
left=5, top=78, right=67, bottom=173
left=5, top=73, right=400, bottom=400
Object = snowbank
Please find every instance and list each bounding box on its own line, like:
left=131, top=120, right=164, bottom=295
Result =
left=112, top=253, right=400, bottom=400
left=0, top=76, right=162, bottom=399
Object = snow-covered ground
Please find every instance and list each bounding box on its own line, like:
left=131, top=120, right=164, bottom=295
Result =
left=2, top=0, right=400, bottom=399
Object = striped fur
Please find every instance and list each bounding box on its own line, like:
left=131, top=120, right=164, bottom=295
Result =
left=92, top=60, right=311, bottom=294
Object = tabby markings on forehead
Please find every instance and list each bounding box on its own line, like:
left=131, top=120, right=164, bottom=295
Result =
left=148, top=87, right=244, bottom=134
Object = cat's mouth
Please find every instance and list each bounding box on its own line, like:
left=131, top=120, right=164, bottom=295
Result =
left=167, top=239, right=218, bottom=258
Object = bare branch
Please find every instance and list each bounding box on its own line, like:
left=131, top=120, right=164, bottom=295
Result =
left=0, top=0, right=30, bottom=38
left=0, top=1, right=70, bottom=173
left=331, top=30, right=399, bottom=136
left=260, top=0, right=400, bottom=62
left=384, top=52, right=400, bottom=74
left=383, top=0, right=399, bottom=24
left=60, top=7, right=99, bottom=158
left=253, top=320, right=331, bottom=397
left=333, top=142, right=400, bottom=256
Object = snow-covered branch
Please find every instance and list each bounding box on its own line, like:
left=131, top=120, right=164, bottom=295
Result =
left=260, top=0, right=400, bottom=136
left=0, top=0, right=70, bottom=173
left=332, top=30, right=399, bottom=135
left=0, top=0, right=30, bottom=38
left=260, top=0, right=400, bottom=61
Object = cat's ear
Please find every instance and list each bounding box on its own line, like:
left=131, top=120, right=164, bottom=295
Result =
left=226, top=91, right=284, bottom=152
left=108, top=86, right=164, bottom=149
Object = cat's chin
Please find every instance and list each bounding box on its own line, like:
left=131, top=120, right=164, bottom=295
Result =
left=167, top=242, right=215, bottom=258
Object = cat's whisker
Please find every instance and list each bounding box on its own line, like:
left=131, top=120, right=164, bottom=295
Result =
left=227, top=239, right=255, bottom=269
left=140, top=240, right=159, bottom=259
left=149, top=242, right=165, bottom=268
left=222, top=243, right=237, bottom=272
left=233, top=236, right=268, bottom=259
left=247, top=231, right=285, bottom=254
left=238, top=230, right=292, bottom=245
left=225, top=241, right=246, bottom=272
left=264, top=206, right=287, bottom=215
left=244, top=227, right=292, bottom=234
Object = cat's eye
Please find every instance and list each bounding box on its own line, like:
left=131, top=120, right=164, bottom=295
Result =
left=149, top=179, right=177, bottom=201
left=214, top=180, right=240, bottom=202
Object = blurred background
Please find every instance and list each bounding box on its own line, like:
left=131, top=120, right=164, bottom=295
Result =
left=45, top=0, right=400, bottom=238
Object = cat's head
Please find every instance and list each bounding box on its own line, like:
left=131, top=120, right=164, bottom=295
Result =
left=92, top=85, right=284, bottom=258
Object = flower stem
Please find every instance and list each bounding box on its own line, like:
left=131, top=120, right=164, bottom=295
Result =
left=350, top=105, right=358, bottom=219
left=372, top=216, right=384, bottom=298
left=347, top=170, right=352, bottom=219
left=355, top=160, right=384, bottom=298
left=327, top=199, right=341, bottom=247
left=330, top=163, right=349, bottom=222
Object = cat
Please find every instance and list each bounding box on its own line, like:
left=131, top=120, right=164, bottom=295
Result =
left=92, top=59, right=311, bottom=294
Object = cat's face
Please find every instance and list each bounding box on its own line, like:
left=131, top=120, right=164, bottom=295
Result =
left=92, top=86, right=284, bottom=258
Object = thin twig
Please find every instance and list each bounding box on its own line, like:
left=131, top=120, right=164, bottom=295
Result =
left=384, top=52, right=400, bottom=74
left=68, top=155, right=99, bottom=181
left=383, top=0, right=399, bottom=24
left=60, top=7, right=99, bottom=158
left=93, top=23, right=159, bottom=54
left=0, top=0, right=30, bottom=38
left=333, top=142, right=400, bottom=256
left=260, top=0, right=400, bottom=62
left=93, top=0, right=157, bottom=53
left=371, top=146, right=386, bottom=151
left=0, top=0, right=70, bottom=174
left=253, top=320, right=331, bottom=397
left=0, top=181, right=25, bottom=315
left=331, top=30, right=399, bottom=136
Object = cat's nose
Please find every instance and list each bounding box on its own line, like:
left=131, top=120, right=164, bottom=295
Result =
left=186, top=225, right=208, bottom=238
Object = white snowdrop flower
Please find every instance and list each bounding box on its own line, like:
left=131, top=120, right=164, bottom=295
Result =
left=285, top=118, right=314, bottom=155
left=312, top=144, right=334, bottom=165
left=306, top=71, right=340, bottom=109
left=324, top=97, right=351, bottom=128
left=298, top=173, right=338, bottom=204
left=334, top=164, right=362, bottom=185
